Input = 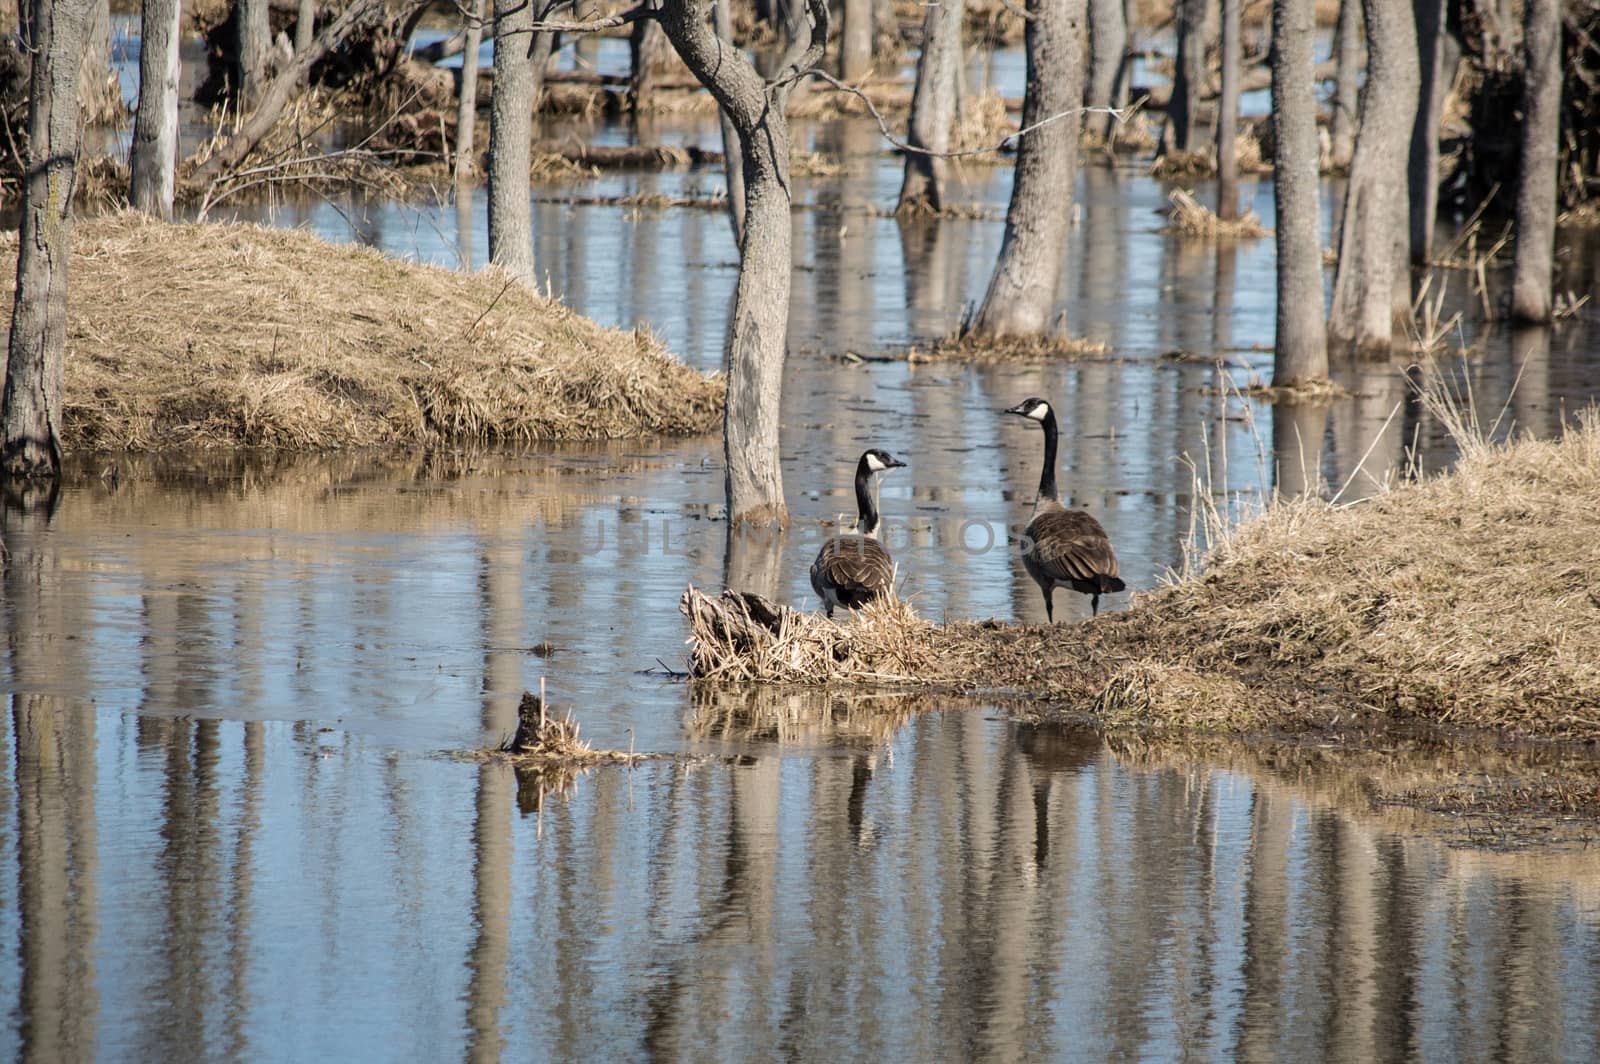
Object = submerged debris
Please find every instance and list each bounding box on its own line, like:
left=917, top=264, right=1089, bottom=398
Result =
left=489, top=690, right=655, bottom=768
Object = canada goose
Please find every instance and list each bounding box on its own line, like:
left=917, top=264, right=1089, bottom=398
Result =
left=810, top=448, right=906, bottom=618
left=1004, top=397, right=1125, bottom=620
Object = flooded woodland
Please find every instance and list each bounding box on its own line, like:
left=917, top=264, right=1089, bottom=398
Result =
left=2, top=2, right=1600, bottom=1060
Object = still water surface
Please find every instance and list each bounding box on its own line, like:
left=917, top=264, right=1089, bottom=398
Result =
left=7, top=32, right=1600, bottom=1061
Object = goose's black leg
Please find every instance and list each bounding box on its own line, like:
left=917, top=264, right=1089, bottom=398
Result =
left=1091, top=592, right=1100, bottom=617
left=1044, top=588, right=1054, bottom=624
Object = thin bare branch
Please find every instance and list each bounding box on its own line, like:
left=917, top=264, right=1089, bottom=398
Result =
left=800, top=68, right=1141, bottom=159
left=526, top=2, right=653, bottom=34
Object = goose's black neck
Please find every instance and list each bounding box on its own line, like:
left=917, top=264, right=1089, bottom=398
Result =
left=854, top=458, right=881, bottom=536
left=1037, top=408, right=1060, bottom=502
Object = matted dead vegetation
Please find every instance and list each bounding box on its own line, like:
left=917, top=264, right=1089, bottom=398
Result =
left=683, top=412, right=1600, bottom=744
left=24, top=212, right=721, bottom=451
left=1162, top=188, right=1268, bottom=239
left=895, top=331, right=1113, bottom=363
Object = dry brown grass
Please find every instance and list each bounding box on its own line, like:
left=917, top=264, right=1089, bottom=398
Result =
left=1163, top=188, right=1268, bottom=239
left=898, top=331, right=1113, bottom=363
left=950, top=91, right=1017, bottom=156
left=683, top=412, right=1600, bottom=743
left=22, top=213, right=721, bottom=452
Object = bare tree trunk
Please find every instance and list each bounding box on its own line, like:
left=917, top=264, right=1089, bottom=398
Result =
left=1408, top=0, right=1452, bottom=266
left=1329, top=0, right=1361, bottom=170
left=3, top=0, right=92, bottom=479
left=129, top=0, right=181, bottom=218
left=1170, top=0, right=1208, bottom=151
left=842, top=0, right=872, bottom=80
left=712, top=0, right=745, bottom=242
left=1216, top=0, right=1241, bottom=219
left=294, top=0, right=315, bottom=53
left=658, top=0, right=825, bottom=528
left=77, top=0, right=115, bottom=120
left=897, top=0, right=963, bottom=213
left=489, top=0, right=547, bottom=284
left=454, top=0, right=486, bottom=182
left=235, top=0, right=271, bottom=106
left=1329, top=0, right=1418, bottom=352
left=630, top=19, right=671, bottom=109
left=1510, top=0, right=1560, bottom=323
left=1269, top=0, right=1328, bottom=387
left=1087, top=0, right=1125, bottom=140
left=971, top=0, right=1086, bottom=338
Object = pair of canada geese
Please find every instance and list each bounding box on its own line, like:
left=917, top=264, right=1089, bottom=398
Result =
left=810, top=397, right=1126, bottom=622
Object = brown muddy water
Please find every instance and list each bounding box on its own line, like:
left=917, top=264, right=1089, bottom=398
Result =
left=5, top=29, right=1600, bottom=1063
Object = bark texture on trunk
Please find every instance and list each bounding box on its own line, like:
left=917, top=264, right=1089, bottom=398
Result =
left=1408, top=0, right=1453, bottom=266
left=712, top=0, right=745, bottom=241
left=454, top=0, right=486, bottom=181
left=1170, top=0, right=1209, bottom=151
left=1329, top=0, right=1362, bottom=170
left=1269, top=0, right=1328, bottom=387
left=1216, top=0, right=1241, bottom=219
left=129, top=0, right=181, bottom=218
left=1510, top=0, right=1561, bottom=324
left=1087, top=0, right=1125, bottom=140
left=3, top=0, right=93, bottom=479
left=897, top=0, right=964, bottom=213
left=488, top=0, right=551, bottom=284
left=842, top=0, right=872, bottom=80
left=1329, top=0, right=1418, bottom=352
left=971, top=0, right=1086, bottom=338
left=236, top=0, right=271, bottom=106
left=78, top=0, right=116, bottom=120
left=657, top=0, right=826, bottom=528
left=294, top=0, right=315, bottom=53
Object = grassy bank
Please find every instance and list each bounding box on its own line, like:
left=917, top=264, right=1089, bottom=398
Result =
left=13, top=213, right=722, bottom=451
left=684, top=411, right=1600, bottom=742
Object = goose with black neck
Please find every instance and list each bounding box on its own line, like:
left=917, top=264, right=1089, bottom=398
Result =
left=1004, top=397, right=1125, bottom=620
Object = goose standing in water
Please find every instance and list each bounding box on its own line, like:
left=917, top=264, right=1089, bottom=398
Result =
left=810, top=449, right=906, bottom=618
left=1004, top=397, right=1125, bottom=620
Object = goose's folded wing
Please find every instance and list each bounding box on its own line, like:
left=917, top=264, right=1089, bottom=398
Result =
left=1024, top=510, right=1120, bottom=582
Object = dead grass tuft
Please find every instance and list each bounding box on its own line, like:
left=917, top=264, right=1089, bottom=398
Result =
left=898, top=330, right=1112, bottom=363
left=1151, top=149, right=1214, bottom=179
left=23, top=213, right=721, bottom=452
left=950, top=91, right=1017, bottom=156
left=680, top=586, right=961, bottom=684
left=1163, top=188, right=1268, bottom=238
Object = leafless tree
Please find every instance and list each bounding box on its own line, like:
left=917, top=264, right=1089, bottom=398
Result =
left=295, top=0, right=316, bottom=54
left=1269, top=0, right=1328, bottom=387
left=130, top=0, right=182, bottom=218
left=1169, top=0, right=1210, bottom=151
left=3, top=0, right=94, bottom=479
left=897, top=0, right=964, bottom=212
left=1086, top=0, right=1125, bottom=142
left=1409, top=0, right=1456, bottom=266
left=454, top=0, right=487, bottom=182
left=1329, top=0, right=1361, bottom=170
left=842, top=0, right=872, bottom=80
left=1329, top=0, right=1418, bottom=352
left=236, top=0, right=272, bottom=106
left=712, top=0, right=745, bottom=240
left=630, top=19, right=672, bottom=110
left=489, top=0, right=553, bottom=285
left=1216, top=0, right=1241, bottom=219
left=530, top=0, right=827, bottom=526
left=1511, top=0, right=1561, bottom=323
left=970, top=0, right=1086, bottom=338
left=655, top=0, right=828, bottom=526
